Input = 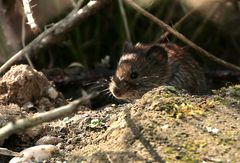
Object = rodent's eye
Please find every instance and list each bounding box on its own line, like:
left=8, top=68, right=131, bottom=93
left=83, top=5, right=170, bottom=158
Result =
left=130, top=72, right=138, bottom=79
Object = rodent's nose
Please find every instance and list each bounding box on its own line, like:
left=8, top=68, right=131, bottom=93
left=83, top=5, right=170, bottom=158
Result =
left=113, top=87, right=122, bottom=98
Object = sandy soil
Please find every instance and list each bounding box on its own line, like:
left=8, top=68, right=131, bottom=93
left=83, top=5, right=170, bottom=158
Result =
left=0, top=64, right=240, bottom=162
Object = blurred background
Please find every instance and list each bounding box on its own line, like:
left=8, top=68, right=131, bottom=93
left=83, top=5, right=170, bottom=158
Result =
left=0, top=0, right=240, bottom=107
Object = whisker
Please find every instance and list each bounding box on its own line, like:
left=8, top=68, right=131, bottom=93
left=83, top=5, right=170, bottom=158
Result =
left=104, top=91, right=112, bottom=97
left=141, top=75, right=159, bottom=78
left=109, top=83, right=121, bottom=90
left=83, top=79, right=110, bottom=86
left=92, top=88, right=109, bottom=95
left=137, top=75, right=160, bottom=80
left=99, top=88, right=110, bottom=94
left=83, top=81, right=102, bottom=86
left=87, top=81, right=109, bottom=89
left=89, top=84, right=108, bottom=91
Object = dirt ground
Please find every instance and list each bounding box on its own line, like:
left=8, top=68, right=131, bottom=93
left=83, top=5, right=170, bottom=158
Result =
left=0, top=65, right=240, bottom=162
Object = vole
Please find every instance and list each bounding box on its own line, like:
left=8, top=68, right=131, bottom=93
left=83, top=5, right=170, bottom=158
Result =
left=109, top=42, right=207, bottom=101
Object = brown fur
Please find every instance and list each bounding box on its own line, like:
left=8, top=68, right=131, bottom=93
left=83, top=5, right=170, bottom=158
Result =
left=109, top=43, right=207, bottom=100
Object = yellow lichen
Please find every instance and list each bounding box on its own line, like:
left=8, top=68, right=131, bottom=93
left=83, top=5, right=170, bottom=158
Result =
left=173, top=103, right=204, bottom=118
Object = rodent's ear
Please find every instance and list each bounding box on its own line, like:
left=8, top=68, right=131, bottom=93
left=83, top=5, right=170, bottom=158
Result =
left=146, top=44, right=168, bottom=63
left=122, top=41, right=133, bottom=53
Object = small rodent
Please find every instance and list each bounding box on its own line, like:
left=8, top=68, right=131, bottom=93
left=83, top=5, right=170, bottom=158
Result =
left=109, top=42, right=207, bottom=100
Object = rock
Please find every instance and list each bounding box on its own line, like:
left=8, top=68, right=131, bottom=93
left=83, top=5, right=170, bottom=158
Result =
left=36, top=136, right=63, bottom=145
left=56, top=143, right=64, bottom=149
left=0, top=65, right=50, bottom=106
left=65, top=145, right=74, bottom=151
left=9, top=145, right=58, bottom=163
left=46, top=86, right=59, bottom=100
left=0, top=64, right=65, bottom=111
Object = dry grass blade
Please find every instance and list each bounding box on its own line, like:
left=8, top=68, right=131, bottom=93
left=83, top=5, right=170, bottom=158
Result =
left=118, top=0, right=132, bottom=43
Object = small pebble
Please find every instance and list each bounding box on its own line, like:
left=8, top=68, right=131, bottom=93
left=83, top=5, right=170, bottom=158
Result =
left=56, top=161, right=63, bottom=163
left=72, top=137, right=81, bottom=144
left=66, top=138, right=72, bottom=144
left=36, top=136, right=63, bottom=145
left=22, top=102, right=35, bottom=112
left=161, top=124, right=169, bottom=130
left=9, top=145, right=58, bottom=163
left=206, top=127, right=219, bottom=134
left=65, top=144, right=74, bottom=151
left=47, top=87, right=58, bottom=99
left=56, top=143, right=64, bottom=149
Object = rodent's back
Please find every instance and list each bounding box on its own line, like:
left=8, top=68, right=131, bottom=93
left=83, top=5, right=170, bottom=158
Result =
left=109, top=42, right=207, bottom=100
left=162, top=43, right=207, bottom=95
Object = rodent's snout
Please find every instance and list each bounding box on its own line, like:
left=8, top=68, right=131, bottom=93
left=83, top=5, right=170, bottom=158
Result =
left=111, top=86, right=122, bottom=98
left=109, top=79, right=123, bottom=99
left=109, top=75, right=126, bottom=99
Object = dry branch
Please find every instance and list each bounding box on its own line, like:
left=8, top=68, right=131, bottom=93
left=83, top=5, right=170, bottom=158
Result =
left=124, top=0, right=240, bottom=72
left=0, top=0, right=110, bottom=76
left=0, top=93, right=95, bottom=142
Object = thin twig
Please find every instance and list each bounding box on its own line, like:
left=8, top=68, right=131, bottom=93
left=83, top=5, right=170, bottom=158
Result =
left=118, top=0, right=132, bottom=43
left=191, top=2, right=220, bottom=41
left=70, top=0, right=77, bottom=7
left=157, top=7, right=197, bottom=42
left=0, top=0, right=110, bottom=76
left=158, top=0, right=221, bottom=42
left=74, top=0, right=85, bottom=11
left=124, top=0, right=240, bottom=72
left=0, top=93, right=96, bottom=142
